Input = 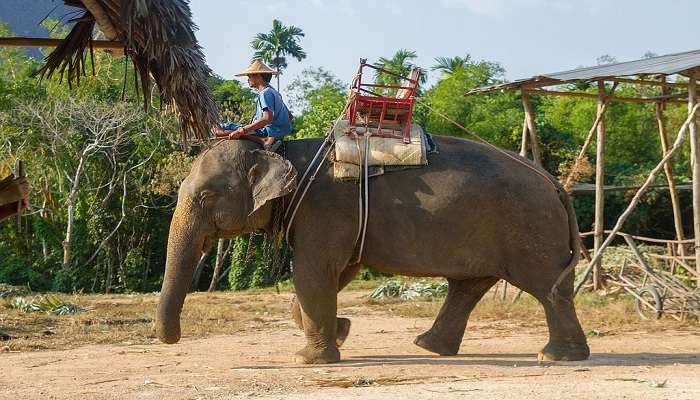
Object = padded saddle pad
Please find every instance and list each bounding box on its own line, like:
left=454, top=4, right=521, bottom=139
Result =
left=333, top=119, right=427, bottom=166
left=332, top=120, right=427, bottom=180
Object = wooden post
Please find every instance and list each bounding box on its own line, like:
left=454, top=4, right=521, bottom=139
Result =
left=688, top=70, right=700, bottom=285
left=656, top=95, right=685, bottom=256
left=15, top=160, right=24, bottom=234
left=593, top=80, right=607, bottom=290
left=520, top=117, right=529, bottom=157
left=522, top=93, right=542, bottom=165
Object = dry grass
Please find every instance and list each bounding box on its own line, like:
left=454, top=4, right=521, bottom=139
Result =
left=1, top=291, right=290, bottom=352
left=366, top=290, right=697, bottom=335
left=1, top=283, right=696, bottom=352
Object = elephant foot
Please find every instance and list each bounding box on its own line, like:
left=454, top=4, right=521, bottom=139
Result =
left=414, top=330, right=460, bottom=356
left=538, top=340, right=590, bottom=361
left=336, top=318, right=351, bottom=348
left=294, top=345, right=340, bottom=364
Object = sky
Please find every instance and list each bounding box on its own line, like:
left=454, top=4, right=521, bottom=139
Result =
left=190, top=0, right=700, bottom=92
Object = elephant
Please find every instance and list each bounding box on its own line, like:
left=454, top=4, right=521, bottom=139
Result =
left=155, top=135, right=590, bottom=364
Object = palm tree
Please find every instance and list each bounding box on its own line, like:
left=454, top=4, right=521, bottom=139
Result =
left=432, top=55, right=472, bottom=77
left=374, top=49, right=426, bottom=95
left=251, top=19, right=306, bottom=90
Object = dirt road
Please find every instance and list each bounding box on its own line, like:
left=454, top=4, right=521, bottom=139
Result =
left=1, top=291, right=699, bottom=399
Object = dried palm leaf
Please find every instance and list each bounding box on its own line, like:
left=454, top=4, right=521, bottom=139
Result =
left=38, top=0, right=219, bottom=144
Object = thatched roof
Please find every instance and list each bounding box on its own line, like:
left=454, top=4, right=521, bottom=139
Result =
left=37, top=0, right=218, bottom=143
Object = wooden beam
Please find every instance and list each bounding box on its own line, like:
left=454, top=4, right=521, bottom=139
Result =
left=656, top=81, right=686, bottom=257
left=688, top=70, right=700, bottom=285
left=0, top=37, right=123, bottom=50
left=592, top=81, right=607, bottom=290
left=521, top=92, right=542, bottom=165
left=608, top=77, right=688, bottom=89
left=523, top=88, right=689, bottom=104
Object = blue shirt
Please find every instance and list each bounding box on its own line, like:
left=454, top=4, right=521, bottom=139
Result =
left=255, top=85, right=292, bottom=139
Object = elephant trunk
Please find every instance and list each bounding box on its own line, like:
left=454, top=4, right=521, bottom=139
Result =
left=156, top=201, right=204, bottom=344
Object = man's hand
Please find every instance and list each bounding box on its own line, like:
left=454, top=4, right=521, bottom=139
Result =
left=211, top=126, right=226, bottom=137
left=228, top=127, right=246, bottom=139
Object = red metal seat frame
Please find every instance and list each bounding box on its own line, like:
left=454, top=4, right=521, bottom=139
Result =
left=346, top=59, right=421, bottom=144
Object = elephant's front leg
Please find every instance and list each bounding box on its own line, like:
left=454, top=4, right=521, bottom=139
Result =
left=292, top=258, right=341, bottom=364
left=291, top=263, right=360, bottom=347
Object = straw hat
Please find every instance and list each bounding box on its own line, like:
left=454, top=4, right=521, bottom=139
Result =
left=235, top=59, right=280, bottom=76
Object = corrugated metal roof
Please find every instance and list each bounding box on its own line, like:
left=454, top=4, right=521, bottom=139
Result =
left=466, top=49, right=700, bottom=95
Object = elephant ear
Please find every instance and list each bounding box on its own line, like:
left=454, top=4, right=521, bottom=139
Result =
left=247, top=150, right=298, bottom=215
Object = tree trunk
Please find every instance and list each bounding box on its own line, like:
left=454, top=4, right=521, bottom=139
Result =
left=276, top=66, right=281, bottom=91
left=63, top=153, right=87, bottom=266
left=191, top=249, right=211, bottom=292
left=208, top=239, right=228, bottom=292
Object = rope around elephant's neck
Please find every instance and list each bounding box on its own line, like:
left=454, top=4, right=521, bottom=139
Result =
left=283, top=101, right=352, bottom=246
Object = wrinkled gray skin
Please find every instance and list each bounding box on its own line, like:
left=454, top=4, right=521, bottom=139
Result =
left=155, top=136, right=589, bottom=364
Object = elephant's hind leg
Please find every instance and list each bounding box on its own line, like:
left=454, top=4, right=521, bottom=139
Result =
left=514, top=264, right=589, bottom=361
left=290, top=263, right=360, bottom=348
left=537, top=297, right=590, bottom=361
left=415, top=277, right=498, bottom=355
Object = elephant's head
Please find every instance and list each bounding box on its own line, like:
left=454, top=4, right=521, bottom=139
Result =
left=155, top=142, right=297, bottom=344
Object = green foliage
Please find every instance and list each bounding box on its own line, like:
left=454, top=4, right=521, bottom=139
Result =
left=432, top=55, right=472, bottom=77
left=420, top=58, right=521, bottom=150
left=369, top=280, right=448, bottom=300
left=287, top=67, right=346, bottom=138
left=209, top=75, right=256, bottom=122
left=228, top=234, right=291, bottom=290
left=5, top=295, right=92, bottom=315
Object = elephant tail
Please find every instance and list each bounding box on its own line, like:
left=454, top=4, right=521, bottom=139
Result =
left=548, top=182, right=581, bottom=303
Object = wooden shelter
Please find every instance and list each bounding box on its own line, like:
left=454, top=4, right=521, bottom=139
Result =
left=466, top=50, right=700, bottom=289
left=0, top=0, right=218, bottom=143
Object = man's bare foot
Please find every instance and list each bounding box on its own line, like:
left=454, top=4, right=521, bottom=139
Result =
left=262, top=137, right=276, bottom=147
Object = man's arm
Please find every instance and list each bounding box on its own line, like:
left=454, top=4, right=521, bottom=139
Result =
left=229, top=110, right=273, bottom=139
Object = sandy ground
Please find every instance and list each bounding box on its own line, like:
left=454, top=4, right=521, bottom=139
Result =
left=1, top=291, right=699, bottom=400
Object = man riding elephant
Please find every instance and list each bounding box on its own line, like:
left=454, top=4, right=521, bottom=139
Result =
left=212, top=59, right=293, bottom=152
left=155, top=133, right=590, bottom=364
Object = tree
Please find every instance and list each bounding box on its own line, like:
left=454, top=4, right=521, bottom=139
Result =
left=374, top=49, right=426, bottom=95
left=432, top=55, right=472, bottom=78
left=251, top=19, right=306, bottom=90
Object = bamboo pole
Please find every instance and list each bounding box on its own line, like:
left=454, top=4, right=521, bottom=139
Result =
left=688, top=70, right=700, bottom=285
left=520, top=117, right=529, bottom=158
left=522, top=92, right=542, bottom=165
left=593, top=80, right=607, bottom=290
left=574, top=103, right=700, bottom=295
left=523, top=88, right=689, bottom=104
left=0, top=37, right=123, bottom=49
left=656, top=89, right=685, bottom=256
